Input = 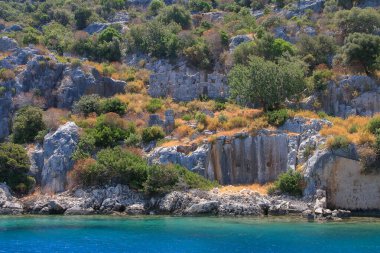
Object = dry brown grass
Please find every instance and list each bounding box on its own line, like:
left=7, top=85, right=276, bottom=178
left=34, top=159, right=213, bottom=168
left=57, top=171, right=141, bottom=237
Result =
left=320, top=115, right=374, bottom=145
left=218, top=183, right=273, bottom=195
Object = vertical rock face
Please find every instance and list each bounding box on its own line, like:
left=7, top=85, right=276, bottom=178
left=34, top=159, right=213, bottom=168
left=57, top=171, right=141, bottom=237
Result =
left=303, top=147, right=380, bottom=210
left=149, top=131, right=290, bottom=185
left=148, top=61, right=228, bottom=102
left=208, top=132, right=289, bottom=184
left=40, top=122, right=80, bottom=193
left=320, top=76, right=380, bottom=117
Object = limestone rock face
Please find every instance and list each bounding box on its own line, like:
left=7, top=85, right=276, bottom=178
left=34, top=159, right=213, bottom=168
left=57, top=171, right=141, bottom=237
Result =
left=149, top=118, right=330, bottom=185
left=0, top=183, right=23, bottom=214
left=84, top=22, right=109, bottom=34
left=321, top=75, right=380, bottom=117
left=0, top=36, right=19, bottom=52
left=0, top=81, right=13, bottom=141
left=148, top=60, right=228, bottom=102
left=209, top=131, right=289, bottom=184
left=229, top=34, right=253, bottom=51
left=303, top=144, right=380, bottom=210
left=40, top=122, right=80, bottom=193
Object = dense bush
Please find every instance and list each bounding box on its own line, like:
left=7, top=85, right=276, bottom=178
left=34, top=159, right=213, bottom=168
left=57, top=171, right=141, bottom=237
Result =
left=12, top=106, right=46, bottom=144
left=75, top=8, right=92, bottom=30
left=228, top=56, right=305, bottom=110
left=341, top=33, right=380, bottom=74
left=71, top=148, right=217, bottom=194
left=233, top=41, right=255, bottom=64
left=189, top=0, right=212, bottom=12
left=128, top=20, right=181, bottom=58
left=309, top=69, right=333, bottom=92
left=146, top=98, right=163, bottom=113
left=148, top=0, right=165, bottom=16
left=91, top=113, right=136, bottom=147
left=100, top=97, right=127, bottom=115
left=184, top=39, right=214, bottom=69
left=334, top=8, right=380, bottom=37
left=0, top=143, right=35, bottom=194
left=326, top=135, right=351, bottom=150
left=144, top=165, right=180, bottom=194
left=158, top=5, right=191, bottom=29
left=42, top=22, right=73, bottom=54
left=296, top=35, right=336, bottom=68
left=266, top=109, right=289, bottom=126
left=142, top=126, right=165, bottom=143
left=73, top=95, right=101, bottom=116
left=255, top=34, right=295, bottom=61
left=367, top=116, right=380, bottom=134
left=268, top=170, right=303, bottom=196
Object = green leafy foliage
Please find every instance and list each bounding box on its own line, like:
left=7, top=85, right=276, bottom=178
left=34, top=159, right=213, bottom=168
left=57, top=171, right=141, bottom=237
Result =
left=0, top=143, right=35, bottom=194
left=100, top=97, right=127, bottom=116
left=128, top=20, right=181, bottom=58
left=342, top=33, right=380, bottom=74
left=12, top=106, right=45, bottom=144
left=266, top=109, right=289, bottom=127
left=142, top=126, right=165, bottom=143
left=73, top=95, right=101, bottom=116
left=71, top=148, right=217, bottom=194
left=158, top=5, right=191, bottom=29
left=146, top=98, right=163, bottom=113
left=184, top=39, right=214, bottom=69
left=228, top=56, right=305, bottom=110
left=327, top=135, right=351, bottom=150
left=268, top=170, right=304, bottom=196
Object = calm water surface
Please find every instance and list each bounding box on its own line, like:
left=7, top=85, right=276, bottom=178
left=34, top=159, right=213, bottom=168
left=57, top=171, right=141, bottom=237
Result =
left=0, top=216, right=379, bottom=253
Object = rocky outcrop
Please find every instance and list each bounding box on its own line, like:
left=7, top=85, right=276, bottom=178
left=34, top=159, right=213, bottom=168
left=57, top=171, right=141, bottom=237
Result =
left=84, top=22, right=110, bottom=34
left=229, top=34, right=253, bottom=51
left=29, top=122, right=80, bottom=194
left=320, top=75, right=380, bottom=117
left=0, top=36, right=19, bottom=52
left=0, top=47, right=126, bottom=141
left=0, top=184, right=23, bottom=215
left=148, top=60, right=228, bottom=102
left=14, top=185, right=308, bottom=216
left=150, top=118, right=330, bottom=185
left=303, top=145, right=380, bottom=210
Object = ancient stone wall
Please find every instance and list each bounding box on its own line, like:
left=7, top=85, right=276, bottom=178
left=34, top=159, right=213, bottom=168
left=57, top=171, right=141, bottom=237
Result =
left=149, top=68, right=228, bottom=102
left=325, top=157, right=380, bottom=210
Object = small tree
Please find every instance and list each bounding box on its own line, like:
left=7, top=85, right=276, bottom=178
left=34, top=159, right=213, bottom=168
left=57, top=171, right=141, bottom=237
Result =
left=158, top=5, right=191, bottom=29
left=342, top=33, right=380, bottom=74
left=228, top=56, right=305, bottom=110
left=148, top=0, right=165, bottom=16
left=0, top=143, right=34, bottom=194
left=12, top=106, right=45, bottom=144
left=74, top=8, right=92, bottom=30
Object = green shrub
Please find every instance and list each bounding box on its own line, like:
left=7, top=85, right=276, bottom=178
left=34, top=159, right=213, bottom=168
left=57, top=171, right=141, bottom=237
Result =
left=146, top=98, right=163, bottom=113
left=310, top=69, right=333, bottom=92
left=317, top=111, right=328, bottom=119
left=100, top=97, right=127, bottom=115
left=327, top=135, right=351, bottom=150
left=184, top=39, right=213, bottom=69
left=195, top=112, right=207, bottom=125
left=71, top=149, right=218, bottom=194
left=158, top=5, right=191, bottom=29
left=75, top=8, right=92, bottom=30
left=144, top=165, right=180, bottom=194
left=0, top=143, right=35, bottom=194
left=12, top=106, right=46, bottom=144
left=269, top=170, right=303, bottom=196
left=0, top=86, right=6, bottom=96
left=91, top=113, right=136, bottom=147
left=73, top=95, right=101, bottom=116
left=182, top=114, right=192, bottom=121
left=148, top=0, right=165, bottom=16
left=125, top=133, right=142, bottom=147
left=142, top=126, right=165, bottom=143
left=367, top=116, right=380, bottom=134
left=266, top=109, right=289, bottom=126
left=189, top=0, right=212, bottom=12
left=72, top=134, right=96, bottom=161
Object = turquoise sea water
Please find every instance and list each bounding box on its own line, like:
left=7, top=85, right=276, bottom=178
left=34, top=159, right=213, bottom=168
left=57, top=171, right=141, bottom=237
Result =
left=0, top=216, right=380, bottom=253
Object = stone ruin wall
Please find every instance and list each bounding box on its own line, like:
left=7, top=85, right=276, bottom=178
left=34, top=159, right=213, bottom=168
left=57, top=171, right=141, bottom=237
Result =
left=148, top=69, right=229, bottom=102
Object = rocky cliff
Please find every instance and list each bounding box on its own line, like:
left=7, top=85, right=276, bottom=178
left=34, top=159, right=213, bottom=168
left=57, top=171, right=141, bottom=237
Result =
left=149, top=118, right=329, bottom=185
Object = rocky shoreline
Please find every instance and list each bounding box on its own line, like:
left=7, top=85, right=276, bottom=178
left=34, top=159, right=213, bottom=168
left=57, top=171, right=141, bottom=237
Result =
left=0, top=183, right=351, bottom=221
